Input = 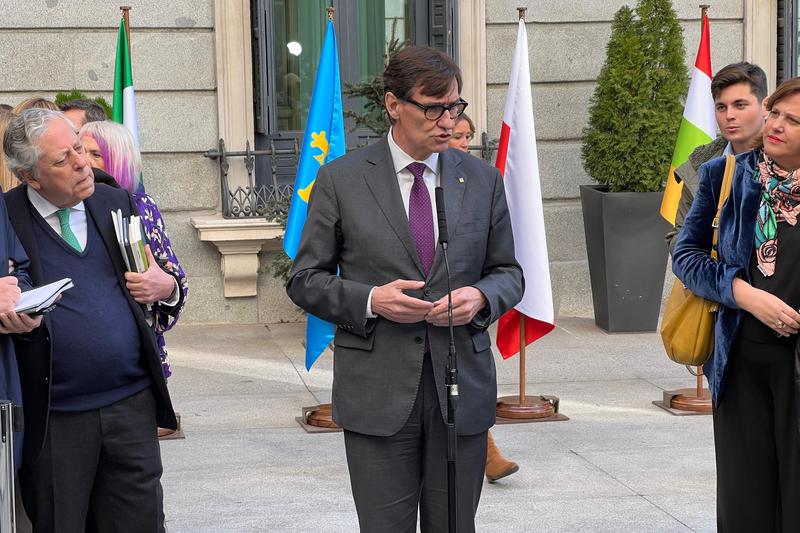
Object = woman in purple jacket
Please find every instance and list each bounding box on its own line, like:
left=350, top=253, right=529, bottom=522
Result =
left=78, top=121, right=188, bottom=385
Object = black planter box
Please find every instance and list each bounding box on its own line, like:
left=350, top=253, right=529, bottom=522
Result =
left=579, top=184, right=670, bottom=332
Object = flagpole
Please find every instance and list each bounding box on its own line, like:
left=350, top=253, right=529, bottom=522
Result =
left=517, top=6, right=528, bottom=409
left=696, top=4, right=711, bottom=409
left=518, top=315, right=526, bottom=404
left=494, top=6, right=564, bottom=423
left=655, top=4, right=713, bottom=415
left=516, top=3, right=529, bottom=413
left=696, top=3, right=710, bottom=402
left=120, top=6, right=131, bottom=47
left=297, top=7, right=343, bottom=431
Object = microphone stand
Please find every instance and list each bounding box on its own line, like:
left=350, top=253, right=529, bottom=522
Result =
left=435, top=187, right=459, bottom=533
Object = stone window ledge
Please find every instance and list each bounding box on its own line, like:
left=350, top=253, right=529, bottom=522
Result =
left=191, top=216, right=283, bottom=298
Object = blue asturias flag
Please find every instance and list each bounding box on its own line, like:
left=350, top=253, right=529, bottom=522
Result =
left=283, top=19, right=345, bottom=370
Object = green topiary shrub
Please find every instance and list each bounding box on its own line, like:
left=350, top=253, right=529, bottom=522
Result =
left=582, top=0, right=688, bottom=192
left=54, top=90, right=113, bottom=119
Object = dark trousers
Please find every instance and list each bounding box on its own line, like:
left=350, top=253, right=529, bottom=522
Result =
left=713, top=337, right=800, bottom=532
left=19, top=388, right=165, bottom=533
left=343, top=355, right=487, bottom=533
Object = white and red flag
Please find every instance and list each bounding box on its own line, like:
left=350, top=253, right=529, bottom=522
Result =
left=494, top=18, right=555, bottom=358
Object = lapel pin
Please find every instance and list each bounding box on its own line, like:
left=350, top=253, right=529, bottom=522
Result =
left=458, top=177, right=464, bottom=183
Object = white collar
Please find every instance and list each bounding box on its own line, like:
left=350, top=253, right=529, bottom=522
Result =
left=26, top=186, right=86, bottom=219
left=723, top=142, right=734, bottom=156
left=387, top=127, right=439, bottom=176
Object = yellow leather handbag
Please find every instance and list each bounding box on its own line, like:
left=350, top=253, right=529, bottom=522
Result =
left=661, top=155, right=735, bottom=366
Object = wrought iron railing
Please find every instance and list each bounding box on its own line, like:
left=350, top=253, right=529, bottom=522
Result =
left=204, top=133, right=498, bottom=219
left=203, top=138, right=300, bottom=218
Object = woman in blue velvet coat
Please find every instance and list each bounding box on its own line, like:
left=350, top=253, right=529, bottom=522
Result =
left=673, top=78, right=800, bottom=532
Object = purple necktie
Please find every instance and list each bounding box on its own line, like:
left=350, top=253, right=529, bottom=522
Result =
left=407, top=162, right=435, bottom=276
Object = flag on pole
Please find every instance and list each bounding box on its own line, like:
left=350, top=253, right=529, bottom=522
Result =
left=659, top=15, right=715, bottom=224
left=112, top=17, right=144, bottom=194
left=494, top=19, right=555, bottom=359
left=283, top=19, right=346, bottom=370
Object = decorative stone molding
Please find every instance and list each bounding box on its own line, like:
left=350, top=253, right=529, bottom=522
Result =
left=458, top=1, right=487, bottom=136
left=214, top=0, right=255, bottom=190
left=191, top=216, right=283, bottom=298
left=743, top=0, right=777, bottom=91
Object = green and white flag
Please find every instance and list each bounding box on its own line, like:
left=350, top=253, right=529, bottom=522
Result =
left=112, top=18, right=143, bottom=192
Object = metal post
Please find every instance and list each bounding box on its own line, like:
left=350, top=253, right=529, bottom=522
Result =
left=0, top=401, right=16, bottom=532
left=120, top=6, right=132, bottom=47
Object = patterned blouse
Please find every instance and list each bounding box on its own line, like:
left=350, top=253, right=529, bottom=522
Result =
left=134, top=192, right=188, bottom=379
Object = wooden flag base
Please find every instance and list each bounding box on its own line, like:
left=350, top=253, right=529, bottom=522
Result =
left=669, top=388, right=712, bottom=413
left=494, top=316, right=567, bottom=423
left=306, top=403, right=339, bottom=428
left=496, top=394, right=555, bottom=419
left=653, top=365, right=712, bottom=415
left=158, top=413, right=185, bottom=440
left=296, top=403, right=342, bottom=433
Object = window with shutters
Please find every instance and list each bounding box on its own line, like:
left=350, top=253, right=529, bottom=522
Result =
left=777, top=0, right=798, bottom=83
left=250, top=0, right=457, bottom=189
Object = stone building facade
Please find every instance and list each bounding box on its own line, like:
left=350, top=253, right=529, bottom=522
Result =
left=0, top=0, right=782, bottom=324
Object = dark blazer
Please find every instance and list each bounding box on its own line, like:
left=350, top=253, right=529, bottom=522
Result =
left=0, top=193, right=32, bottom=467
left=4, top=183, right=177, bottom=464
left=287, top=138, right=524, bottom=436
left=672, top=151, right=762, bottom=404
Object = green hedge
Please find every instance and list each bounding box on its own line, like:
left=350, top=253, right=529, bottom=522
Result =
left=582, top=0, right=688, bottom=193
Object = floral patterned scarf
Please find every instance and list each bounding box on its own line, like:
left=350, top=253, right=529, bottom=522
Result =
left=754, top=153, right=800, bottom=276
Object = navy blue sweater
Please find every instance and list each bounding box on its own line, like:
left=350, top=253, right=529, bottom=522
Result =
left=32, top=209, right=149, bottom=411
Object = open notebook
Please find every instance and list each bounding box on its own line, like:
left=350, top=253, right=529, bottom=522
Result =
left=15, top=278, right=74, bottom=315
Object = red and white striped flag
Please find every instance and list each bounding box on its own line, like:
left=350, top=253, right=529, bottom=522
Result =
left=494, top=18, right=555, bottom=359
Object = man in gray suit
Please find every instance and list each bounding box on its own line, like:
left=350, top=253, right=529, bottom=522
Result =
left=287, top=46, right=523, bottom=532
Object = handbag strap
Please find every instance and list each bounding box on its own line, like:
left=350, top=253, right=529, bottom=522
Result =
left=711, top=154, right=736, bottom=260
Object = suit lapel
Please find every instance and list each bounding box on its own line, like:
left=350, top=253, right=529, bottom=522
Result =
left=85, top=188, right=155, bottom=328
left=84, top=190, right=129, bottom=276
left=6, top=186, right=44, bottom=284
left=430, top=150, right=465, bottom=274
left=363, top=139, right=426, bottom=276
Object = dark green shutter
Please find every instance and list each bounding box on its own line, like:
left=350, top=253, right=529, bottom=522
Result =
left=777, top=0, right=797, bottom=83
left=428, top=0, right=456, bottom=58
left=251, top=0, right=269, bottom=134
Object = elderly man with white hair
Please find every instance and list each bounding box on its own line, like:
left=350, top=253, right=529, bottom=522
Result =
left=2, top=108, right=179, bottom=533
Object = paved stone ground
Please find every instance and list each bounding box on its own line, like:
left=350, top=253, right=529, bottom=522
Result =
left=159, top=318, right=716, bottom=532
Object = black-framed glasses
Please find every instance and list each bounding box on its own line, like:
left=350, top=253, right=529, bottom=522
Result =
left=402, top=97, right=469, bottom=121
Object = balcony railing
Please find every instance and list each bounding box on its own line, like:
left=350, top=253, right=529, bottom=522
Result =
left=204, top=133, right=498, bottom=219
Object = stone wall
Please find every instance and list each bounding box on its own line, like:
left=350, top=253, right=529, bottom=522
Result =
left=0, top=0, right=748, bottom=324
left=484, top=0, right=744, bottom=316
left=0, top=1, right=302, bottom=325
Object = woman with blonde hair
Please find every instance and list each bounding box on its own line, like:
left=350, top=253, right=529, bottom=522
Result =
left=0, top=109, right=20, bottom=191
left=79, top=121, right=188, bottom=385
left=12, top=97, right=59, bottom=113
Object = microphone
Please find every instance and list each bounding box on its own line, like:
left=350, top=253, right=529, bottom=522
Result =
left=434, top=187, right=449, bottom=245
left=435, top=186, right=459, bottom=532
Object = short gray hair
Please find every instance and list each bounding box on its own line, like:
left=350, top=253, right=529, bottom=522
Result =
left=3, top=108, right=74, bottom=179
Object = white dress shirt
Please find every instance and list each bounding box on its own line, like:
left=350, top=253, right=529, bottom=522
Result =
left=723, top=141, right=733, bottom=156
left=386, top=127, right=441, bottom=245
left=27, top=187, right=179, bottom=306
left=365, top=129, right=441, bottom=318
left=27, top=187, right=88, bottom=249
